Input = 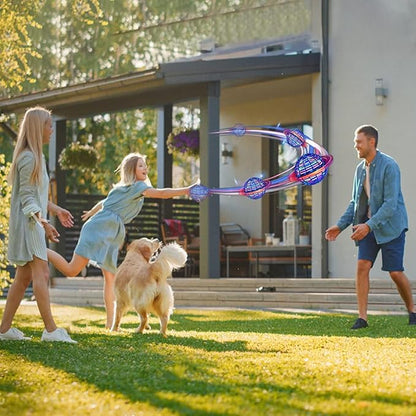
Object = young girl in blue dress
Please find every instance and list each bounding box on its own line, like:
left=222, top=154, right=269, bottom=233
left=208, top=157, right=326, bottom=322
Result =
left=47, top=152, right=194, bottom=328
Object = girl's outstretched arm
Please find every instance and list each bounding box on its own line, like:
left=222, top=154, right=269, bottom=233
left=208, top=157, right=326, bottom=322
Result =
left=143, top=184, right=194, bottom=199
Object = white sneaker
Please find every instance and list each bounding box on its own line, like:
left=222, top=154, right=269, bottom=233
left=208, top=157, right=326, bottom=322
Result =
left=0, top=327, right=31, bottom=341
left=41, top=328, right=77, bottom=344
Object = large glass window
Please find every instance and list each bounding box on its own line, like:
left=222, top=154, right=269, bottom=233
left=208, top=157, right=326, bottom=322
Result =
left=269, top=124, right=312, bottom=242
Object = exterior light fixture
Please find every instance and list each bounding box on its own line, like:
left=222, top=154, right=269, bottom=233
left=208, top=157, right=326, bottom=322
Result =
left=221, top=142, right=233, bottom=165
left=375, top=78, right=388, bottom=105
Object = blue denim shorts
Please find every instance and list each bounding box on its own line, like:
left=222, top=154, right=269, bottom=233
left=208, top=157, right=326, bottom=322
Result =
left=358, top=230, right=406, bottom=271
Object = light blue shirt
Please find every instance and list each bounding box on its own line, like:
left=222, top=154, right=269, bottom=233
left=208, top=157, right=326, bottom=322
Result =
left=337, top=150, right=408, bottom=244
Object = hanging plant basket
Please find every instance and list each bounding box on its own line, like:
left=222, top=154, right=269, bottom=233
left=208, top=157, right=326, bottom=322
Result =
left=58, top=142, right=99, bottom=171
left=167, top=128, right=199, bottom=157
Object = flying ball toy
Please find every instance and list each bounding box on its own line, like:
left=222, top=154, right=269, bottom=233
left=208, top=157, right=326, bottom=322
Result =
left=189, top=124, right=333, bottom=202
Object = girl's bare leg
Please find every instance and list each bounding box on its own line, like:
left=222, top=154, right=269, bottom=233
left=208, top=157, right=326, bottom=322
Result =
left=47, top=249, right=89, bottom=277
left=102, top=269, right=116, bottom=329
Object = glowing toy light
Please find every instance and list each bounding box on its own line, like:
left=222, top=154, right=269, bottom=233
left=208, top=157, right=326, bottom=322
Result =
left=189, top=124, right=333, bottom=202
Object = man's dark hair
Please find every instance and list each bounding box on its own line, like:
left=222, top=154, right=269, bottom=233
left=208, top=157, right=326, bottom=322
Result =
left=355, top=125, right=378, bottom=147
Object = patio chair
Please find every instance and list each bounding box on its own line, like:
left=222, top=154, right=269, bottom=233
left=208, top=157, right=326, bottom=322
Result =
left=160, top=219, right=199, bottom=276
left=220, top=223, right=250, bottom=276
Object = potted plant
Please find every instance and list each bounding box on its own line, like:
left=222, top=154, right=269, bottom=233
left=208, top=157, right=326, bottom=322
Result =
left=58, top=142, right=99, bottom=171
left=167, top=128, right=199, bottom=157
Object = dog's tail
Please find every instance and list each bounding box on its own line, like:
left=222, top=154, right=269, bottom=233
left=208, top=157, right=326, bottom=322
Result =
left=157, top=242, right=188, bottom=272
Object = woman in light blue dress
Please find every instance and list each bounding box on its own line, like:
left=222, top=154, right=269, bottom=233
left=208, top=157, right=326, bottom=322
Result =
left=0, top=107, right=76, bottom=343
left=48, top=152, right=194, bottom=328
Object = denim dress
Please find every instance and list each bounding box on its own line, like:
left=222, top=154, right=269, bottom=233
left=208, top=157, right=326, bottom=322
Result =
left=74, top=181, right=150, bottom=274
left=7, top=151, right=49, bottom=266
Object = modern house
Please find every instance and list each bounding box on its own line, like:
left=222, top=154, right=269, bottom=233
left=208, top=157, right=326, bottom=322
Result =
left=1, top=0, right=415, bottom=281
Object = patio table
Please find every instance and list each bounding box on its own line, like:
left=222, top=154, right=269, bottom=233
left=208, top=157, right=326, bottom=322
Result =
left=225, top=244, right=311, bottom=278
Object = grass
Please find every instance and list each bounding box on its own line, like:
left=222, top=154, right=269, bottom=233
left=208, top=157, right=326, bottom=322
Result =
left=0, top=304, right=416, bottom=416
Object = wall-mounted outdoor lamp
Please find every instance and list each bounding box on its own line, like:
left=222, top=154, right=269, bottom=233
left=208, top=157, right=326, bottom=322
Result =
left=221, top=142, right=233, bottom=165
left=375, top=78, right=388, bottom=105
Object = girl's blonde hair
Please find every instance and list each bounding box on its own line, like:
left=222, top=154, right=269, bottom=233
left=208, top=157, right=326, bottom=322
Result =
left=114, top=152, right=147, bottom=186
left=8, top=106, right=52, bottom=185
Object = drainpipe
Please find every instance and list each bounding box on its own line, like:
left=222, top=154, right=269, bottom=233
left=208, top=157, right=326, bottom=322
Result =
left=321, top=0, right=330, bottom=277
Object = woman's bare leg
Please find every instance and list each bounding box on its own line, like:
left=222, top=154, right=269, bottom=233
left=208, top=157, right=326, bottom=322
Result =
left=29, top=256, right=57, bottom=332
left=0, top=264, right=32, bottom=333
left=47, top=249, right=89, bottom=277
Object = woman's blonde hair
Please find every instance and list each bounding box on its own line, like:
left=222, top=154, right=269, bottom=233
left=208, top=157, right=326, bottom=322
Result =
left=8, top=106, right=52, bottom=185
left=114, top=152, right=147, bottom=186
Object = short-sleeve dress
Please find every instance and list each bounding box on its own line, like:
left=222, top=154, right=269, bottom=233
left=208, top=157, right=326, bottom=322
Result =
left=8, top=150, right=49, bottom=266
left=74, top=181, right=150, bottom=274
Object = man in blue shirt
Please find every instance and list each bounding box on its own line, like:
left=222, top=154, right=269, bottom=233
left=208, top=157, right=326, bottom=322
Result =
left=325, top=125, right=416, bottom=329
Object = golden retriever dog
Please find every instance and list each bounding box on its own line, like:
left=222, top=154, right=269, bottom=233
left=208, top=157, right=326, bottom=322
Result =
left=111, top=237, right=187, bottom=337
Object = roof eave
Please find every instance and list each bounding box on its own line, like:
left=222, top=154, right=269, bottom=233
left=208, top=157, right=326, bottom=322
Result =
left=0, top=52, right=320, bottom=118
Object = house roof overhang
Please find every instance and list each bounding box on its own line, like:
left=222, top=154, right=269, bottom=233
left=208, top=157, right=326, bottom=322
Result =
left=0, top=52, right=320, bottom=119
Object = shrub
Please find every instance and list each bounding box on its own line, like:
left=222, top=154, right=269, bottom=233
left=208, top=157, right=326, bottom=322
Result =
left=0, top=154, right=12, bottom=292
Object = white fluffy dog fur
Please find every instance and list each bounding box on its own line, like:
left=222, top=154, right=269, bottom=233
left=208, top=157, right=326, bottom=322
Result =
left=111, top=237, right=187, bottom=336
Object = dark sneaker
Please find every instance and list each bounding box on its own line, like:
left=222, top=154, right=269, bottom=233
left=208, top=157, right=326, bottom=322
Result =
left=256, top=286, right=276, bottom=292
left=351, top=318, right=368, bottom=330
left=409, top=312, right=416, bottom=325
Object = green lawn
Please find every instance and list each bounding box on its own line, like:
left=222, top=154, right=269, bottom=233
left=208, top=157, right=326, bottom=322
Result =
left=0, top=304, right=415, bottom=416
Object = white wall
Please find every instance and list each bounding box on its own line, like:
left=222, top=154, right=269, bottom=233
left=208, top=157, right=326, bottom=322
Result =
left=327, top=0, right=416, bottom=278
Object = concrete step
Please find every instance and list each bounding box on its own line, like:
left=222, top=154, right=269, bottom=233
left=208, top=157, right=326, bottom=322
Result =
left=51, top=276, right=399, bottom=291
left=173, top=291, right=406, bottom=311
left=49, top=277, right=408, bottom=311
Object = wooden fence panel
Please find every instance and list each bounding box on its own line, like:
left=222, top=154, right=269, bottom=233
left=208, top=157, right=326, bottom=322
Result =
left=64, top=194, right=199, bottom=262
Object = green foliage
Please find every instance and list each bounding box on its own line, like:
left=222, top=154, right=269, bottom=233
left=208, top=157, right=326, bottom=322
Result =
left=0, top=114, right=16, bottom=162
left=0, top=1, right=308, bottom=193
left=1, top=306, right=416, bottom=416
left=170, top=106, right=200, bottom=186
left=0, top=1, right=106, bottom=93
left=71, top=0, right=107, bottom=26
left=0, top=154, right=12, bottom=291
left=2, top=1, right=311, bottom=97
left=0, top=2, right=42, bottom=91
left=63, top=109, right=158, bottom=194
left=58, top=142, right=99, bottom=171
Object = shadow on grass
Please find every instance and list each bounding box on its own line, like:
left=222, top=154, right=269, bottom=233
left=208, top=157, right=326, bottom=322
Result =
left=85, top=308, right=415, bottom=339
left=0, top=332, right=300, bottom=416
left=2, top=328, right=413, bottom=416
left=1, top=307, right=415, bottom=415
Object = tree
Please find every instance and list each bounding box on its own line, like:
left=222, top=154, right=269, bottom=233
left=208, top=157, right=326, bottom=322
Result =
left=0, top=2, right=42, bottom=91
left=0, top=0, right=105, bottom=93
left=63, top=108, right=159, bottom=194
left=3, top=1, right=309, bottom=96
left=1, top=0, right=308, bottom=191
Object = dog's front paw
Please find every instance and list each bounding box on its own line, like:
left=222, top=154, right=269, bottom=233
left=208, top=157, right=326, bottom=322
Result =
left=135, top=324, right=150, bottom=333
left=109, top=326, right=120, bottom=332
